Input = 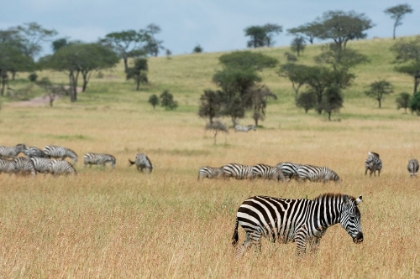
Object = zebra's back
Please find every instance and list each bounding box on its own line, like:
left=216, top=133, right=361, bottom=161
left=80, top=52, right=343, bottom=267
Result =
left=14, top=157, right=36, bottom=176
left=24, top=146, right=48, bottom=158
left=407, top=159, right=419, bottom=177
left=129, top=153, right=153, bottom=173
left=0, top=144, right=26, bottom=158
left=297, top=164, right=340, bottom=183
left=84, top=153, right=116, bottom=168
left=48, top=159, right=77, bottom=176
left=252, top=164, right=286, bottom=182
left=222, top=163, right=254, bottom=180
left=31, top=157, right=53, bottom=174
left=44, top=145, right=78, bottom=164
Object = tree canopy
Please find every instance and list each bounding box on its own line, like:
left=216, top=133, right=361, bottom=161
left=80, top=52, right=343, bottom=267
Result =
left=365, top=80, right=393, bottom=108
left=384, top=4, right=413, bottom=39
left=244, top=24, right=282, bottom=48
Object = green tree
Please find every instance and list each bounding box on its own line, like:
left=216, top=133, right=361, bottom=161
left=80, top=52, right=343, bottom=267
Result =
left=148, top=94, right=159, bottom=109
left=17, top=22, right=57, bottom=59
left=198, top=89, right=222, bottom=124
left=245, top=84, right=277, bottom=126
left=290, top=36, right=306, bottom=56
left=218, top=51, right=278, bottom=71
left=384, top=4, right=413, bottom=39
left=160, top=90, right=178, bottom=110
left=396, top=92, right=411, bottom=113
left=287, top=22, right=320, bottom=44
left=296, top=90, right=316, bottom=113
left=278, top=63, right=311, bottom=102
left=409, top=92, right=420, bottom=115
left=321, top=85, right=343, bottom=120
left=142, top=24, right=164, bottom=57
left=244, top=24, right=282, bottom=48
left=365, top=80, right=394, bottom=108
left=126, top=58, right=148, bottom=91
left=193, top=44, right=203, bottom=53
left=52, top=38, right=69, bottom=53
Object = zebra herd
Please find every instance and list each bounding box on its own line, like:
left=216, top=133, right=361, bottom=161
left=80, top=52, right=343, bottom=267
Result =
left=0, top=143, right=153, bottom=176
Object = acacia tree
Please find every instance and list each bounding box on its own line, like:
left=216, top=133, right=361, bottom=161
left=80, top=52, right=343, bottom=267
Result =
left=160, top=90, right=178, bottom=110
left=365, top=80, right=394, bottom=108
left=17, top=22, right=57, bottom=59
left=396, top=92, right=411, bottom=113
left=245, top=84, right=277, bottom=126
left=384, top=4, right=413, bottom=39
left=287, top=22, right=320, bottom=44
left=278, top=63, right=311, bottom=102
left=198, top=89, right=222, bottom=124
left=244, top=24, right=282, bottom=48
left=321, top=85, right=343, bottom=120
left=126, top=58, right=148, bottom=91
left=290, top=36, right=306, bottom=56
left=142, top=24, right=164, bottom=57
left=296, top=90, right=316, bottom=113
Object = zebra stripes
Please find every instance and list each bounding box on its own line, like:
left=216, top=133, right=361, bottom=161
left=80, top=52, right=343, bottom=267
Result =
left=48, top=159, right=77, bottom=176
left=252, top=164, right=286, bottom=182
left=0, top=144, right=26, bottom=158
left=222, top=163, right=254, bottom=180
left=30, top=157, right=53, bottom=174
left=129, top=153, right=153, bottom=173
left=0, top=158, right=16, bottom=175
left=365, top=152, right=382, bottom=176
left=24, top=146, right=48, bottom=158
left=44, top=145, right=78, bottom=164
left=197, top=166, right=224, bottom=180
left=407, top=159, right=419, bottom=177
left=84, top=153, right=116, bottom=168
left=276, top=162, right=301, bottom=180
left=234, top=125, right=256, bottom=132
left=296, top=164, right=341, bottom=183
left=14, top=157, right=36, bottom=176
left=232, top=193, right=363, bottom=257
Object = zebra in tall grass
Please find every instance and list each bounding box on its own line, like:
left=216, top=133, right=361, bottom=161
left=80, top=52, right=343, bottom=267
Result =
left=222, top=163, right=254, bottom=180
left=129, top=153, right=153, bottom=173
left=276, top=162, right=302, bottom=181
left=43, top=145, right=78, bottom=164
left=14, top=157, right=36, bottom=176
left=365, top=152, right=382, bottom=177
left=84, top=153, right=116, bottom=168
left=0, top=144, right=26, bottom=158
left=24, top=146, right=48, bottom=158
left=197, top=166, right=224, bottom=180
left=0, top=158, right=16, bottom=175
left=407, top=159, right=419, bottom=177
left=252, top=164, right=286, bottom=182
left=48, top=159, right=77, bottom=176
left=234, top=125, right=256, bottom=132
left=232, top=193, right=363, bottom=258
left=30, top=157, right=53, bottom=174
left=296, top=164, right=341, bottom=183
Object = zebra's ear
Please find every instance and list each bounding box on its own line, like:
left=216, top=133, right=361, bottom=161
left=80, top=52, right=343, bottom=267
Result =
left=343, top=195, right=349, bottom=203
left=355, top=195, right=362, bottom=205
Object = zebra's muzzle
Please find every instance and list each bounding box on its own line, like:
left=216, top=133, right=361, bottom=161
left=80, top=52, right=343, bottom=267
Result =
left=353, top=232, right=363, bottom=244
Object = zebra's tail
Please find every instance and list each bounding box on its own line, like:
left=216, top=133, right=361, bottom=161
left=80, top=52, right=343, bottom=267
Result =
left=128, top=159, right=135, bottom=166
left=232, top=217, right=239, bottom=246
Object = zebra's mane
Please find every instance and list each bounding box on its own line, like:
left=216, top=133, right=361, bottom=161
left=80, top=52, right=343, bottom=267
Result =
left=369, top=151, right=380, bottom=158
left=313, top=193, right=355, bottom=202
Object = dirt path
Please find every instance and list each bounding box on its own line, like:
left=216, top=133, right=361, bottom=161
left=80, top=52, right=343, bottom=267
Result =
left=8, top=87, right=82, bottom=107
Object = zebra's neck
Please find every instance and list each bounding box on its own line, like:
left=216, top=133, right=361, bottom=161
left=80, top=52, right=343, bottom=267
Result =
left=308, top=196, right=342, bottom=231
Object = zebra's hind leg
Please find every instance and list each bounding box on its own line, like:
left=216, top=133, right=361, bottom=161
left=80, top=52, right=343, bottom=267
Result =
left=236, top=231, right=262, bottom=258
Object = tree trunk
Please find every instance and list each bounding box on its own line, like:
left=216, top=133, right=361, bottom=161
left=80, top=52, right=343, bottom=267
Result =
left=393, top=23, right=397, bottom=40
left=378, top=98, right=382, bottom=108
left=328, top=111, right=331, bottom=121
left=414, top=74, right=420, bottom=95
left=123, top=58, right=128, bottom=73
left=136, top=77, right=140, bottom=91
left=81, top=71, right=90, bottom=92
left=0, top=76, right=6, bottom=96
left=69, top=71, right=79, bottom=102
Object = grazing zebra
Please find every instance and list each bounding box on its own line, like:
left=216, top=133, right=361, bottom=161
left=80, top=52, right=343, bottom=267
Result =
left=84, top=153, right=116, bottom=168
left=296, top=164, right=340, bottom=183
left=365, top=152, right=382, bottom=177
left=128, top=153, right=153, bottom=173
left=30, top=157, right=53, bottom=174
left=14, top=157, right=36, bottom=176
left=0, top=158, right=16, bottom=175
left=48, top=159, right=77, bottom=176
left=232, top=193, right=363, bottom=258
left=252, top=164, right=286, bottom=182
left=222, top=163, right=254, bottom=180
left=276, top=162, right=302, bottom=181
left=0, top=144, right=26, bottom=158
left=197, top=166, right=224, bottom=180
left=234, top=125, right=256, bottom=132
left=43, top=145, right=78, bottom=164
left=23, top=146, right=48, bottom=158
left=407, top=159, right=419, bottom=177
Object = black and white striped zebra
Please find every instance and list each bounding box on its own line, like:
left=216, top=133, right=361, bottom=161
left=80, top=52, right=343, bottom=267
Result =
left=43, top=145, right=78, bottom=164
left=365, top=152, right=382, bottom=177
left=48, top=159, right=77, bottom=176
left=276, top=162, right=302, bottom=181
left=30, top=157, right=53, bottom=174
left=232, top=193, right=363, bottom=257
left=24, top=146, right=48, bottom=158
left=252, top=164, right=286, bottom=182
left=197, top=166, right=224, bottom=180
left=222, top=163, right=254, bottom=180
left=296, top=164, right=341, bottom=183
left=0, top=158, right=16, bottom=175
left=234, top=125, right=256, bottom=132
left=14, top=157, right=36, bottom=176
left=407, top=159, right=419, bottom=177
left=128, top=153, right=153, bottom=173
left=84, top=153, right=116, bottom=168
left=0, top=144, right=26, bottom=158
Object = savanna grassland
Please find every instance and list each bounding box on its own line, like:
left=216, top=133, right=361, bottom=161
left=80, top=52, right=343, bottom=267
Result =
left=0, top=37, right=419, bottom=278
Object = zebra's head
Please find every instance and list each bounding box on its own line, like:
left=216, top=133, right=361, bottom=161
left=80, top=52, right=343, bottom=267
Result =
left=17, top=144, right=27, bottom=151
left=340, top=195, right=363, bottom=244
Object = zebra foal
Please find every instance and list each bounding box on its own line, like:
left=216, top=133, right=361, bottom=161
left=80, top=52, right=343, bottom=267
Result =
left=0, top=144, right=26, bottom=158
left=44, top=145, right=78, bottom=164
left=197, top=166, right=224, bottom=180
left=232, top=193, right=363, bottom=258
left=129, top=153, right=153, bottom=173
left=84, top=153, right=116, bottom=168
left=365, top=152, right=382, bottom=176
left=407, top=159, right=419, bottom=177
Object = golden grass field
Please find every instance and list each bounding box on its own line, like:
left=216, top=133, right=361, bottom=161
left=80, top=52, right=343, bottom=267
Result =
left=0, top=37, right=419, bottom=278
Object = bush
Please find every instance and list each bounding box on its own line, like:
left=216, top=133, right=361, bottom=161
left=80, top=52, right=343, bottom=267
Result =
left=160, top=90, right=178, bottom=110
left=296, top=91, right=316, bottom=113
left=28, top=73, right=38, bottom=82
left=409, top=92, right=420, bottom=115
left=148, top=94, right=159, bottom=109
left=396, top=92, right=411, bottom=113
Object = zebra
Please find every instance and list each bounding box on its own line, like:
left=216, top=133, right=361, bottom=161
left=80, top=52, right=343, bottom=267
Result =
left=234, top=125, right=256, bottom=132
left=197, top=166, right=224, bottom=180
left=128, top=153, right=153, bottom=173
left=252, top=164, right=286, bottom=182
left=365, top=152, right=382, bottom=177
left=14, top=157, right=36, bottom=176
left=48, top=159, right=77, bottom=176
left=296, top=164, right=341, bottom=183
left=232, top=193, right=363, bottom=258
left=84, top=153, right=116, bottom=168
left=222, top=163, right=254, bottom=180
left=43, top=145, right=78, bottom=164
left=30, top=157, right=53, bottom=174
left=407, top=159, right=419, bottom=177
left=276, top=162, right=302, bottom=181
left=0, top=144, right=26, bottom=158
left=23, top=146, right=48, bottom=158
left=0, top=158, right=16, bottom=175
